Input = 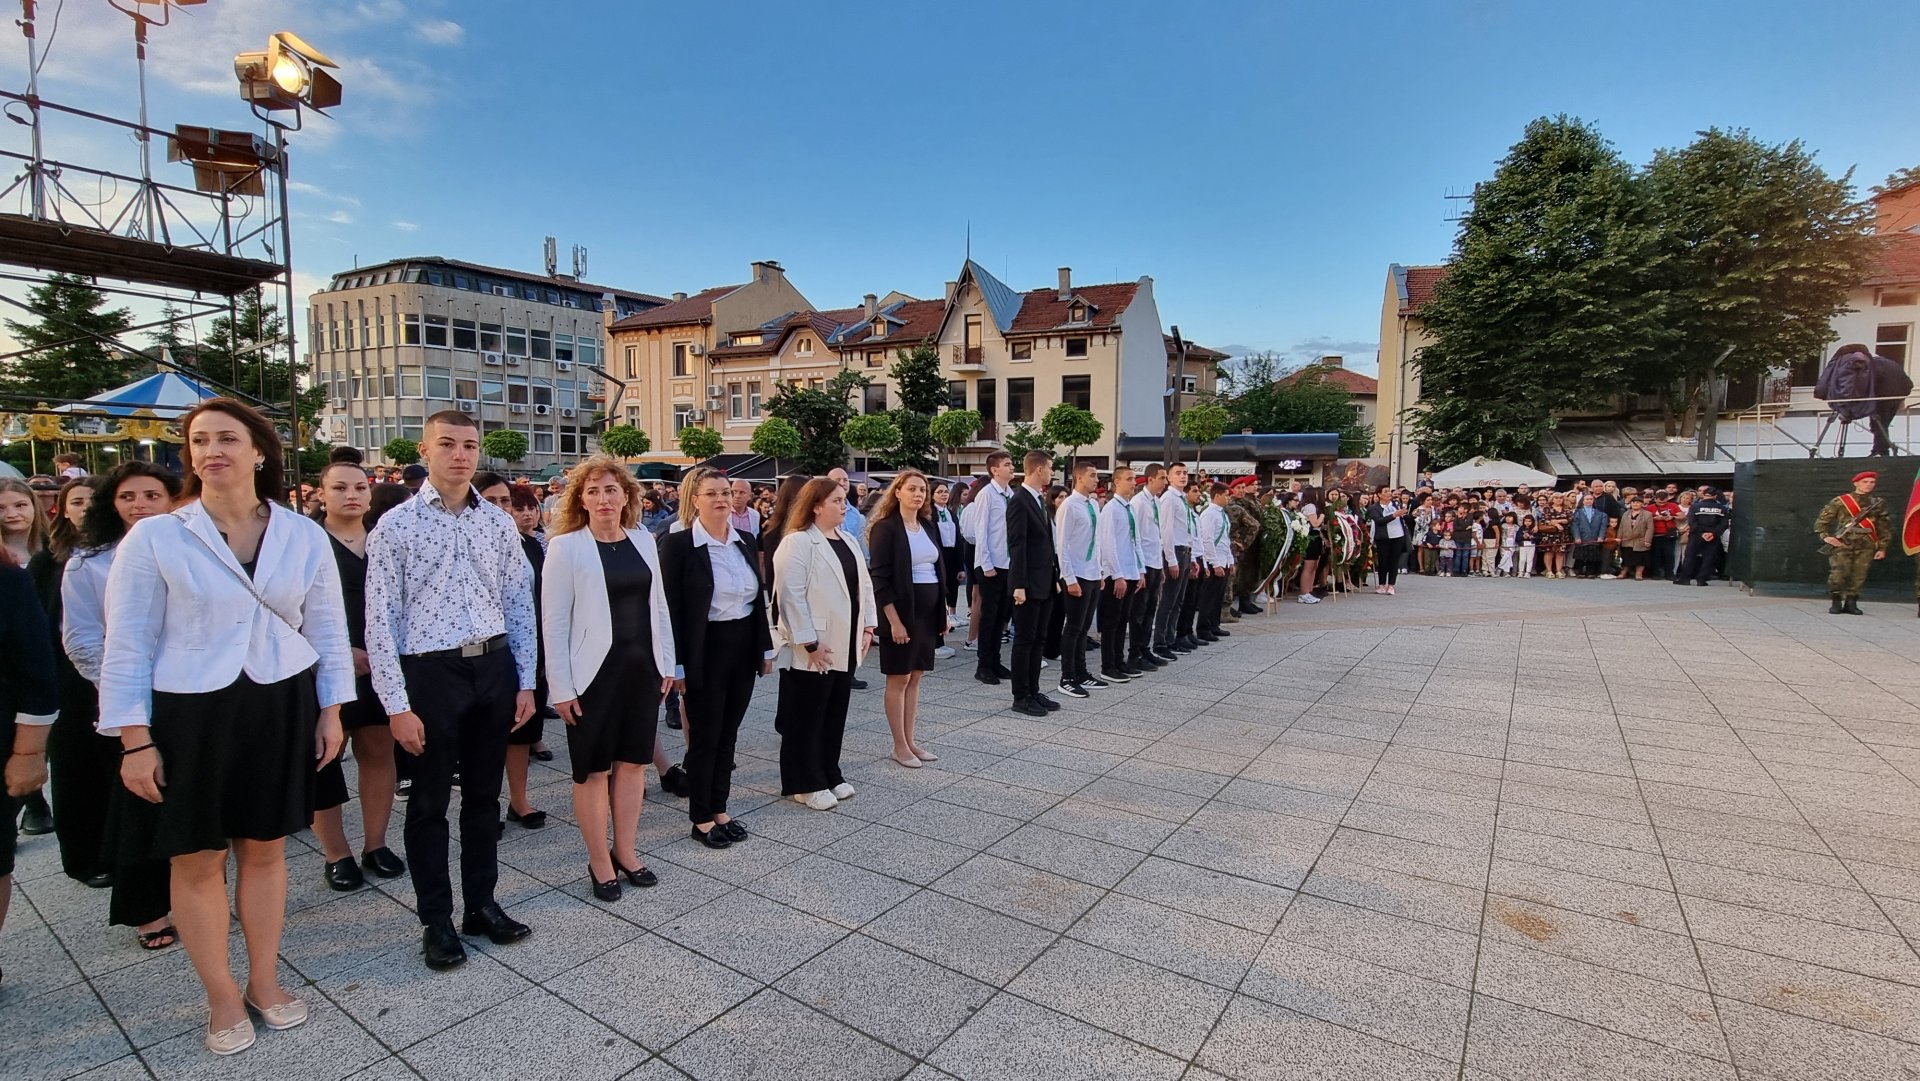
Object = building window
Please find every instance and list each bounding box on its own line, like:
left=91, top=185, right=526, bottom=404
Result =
left=871, top=318, right=887, bottom=339
left=454, top=377, right=478, bottom=400
left=481, top=379, right=504, bottom=403
left=422, top=315, right=448, bottom=348
left=796, top=336, right=814, bottom=356
left=948, top=380, right=966, bottom=411
left=451, top=319, right=477, bottom=351
left=399, top=372, right=421, bottom=397
left=425, top=367, right=452, bottom=399
left=381, top=373, right=397, bottom=397
left=1065, top=337, right=1088, bottom=359
left=1062, top=375, right=1091, bottom=410
left=728, top=383, right=744, bottom=420
left=399, top=314, right=421, bottom=346
left=1007, top=378, right=1034, bottom=423
left=1010, top=340, right=1032, bottom=361
left=533, top=432, right=555, bottom=454
left=1878, top=289, right=1917, bottom=307
left=554, top=334, right=574, bottom=364
left=624, top=345, right=638, bottom=378
left=674, top=406, right=698, bottom=432
left=978, top=378, right=996, bottom=422
left=863, top=384, right=887, bottom=414
left=478, top=322, right=502, bottom=353
left=1068, top=302, right=1086, bottom=324
left=964, top=315, right=982, bottom=362
left=1182, top=375, right=1198, bottom=393
left=673, top=343, right=690, bottom=377
left=530, top=329, right=552, bottom=360
left=748, top=381, right=762, bottom=417
left=866, top=350, right=884, bottom=368
left=1878, top=324, right=1911, bottom=366
left=505, top=325, right=527, bottom=357
left=532, top=382, right=553, bottom=407
left=375, top=314, right=388, bottom=347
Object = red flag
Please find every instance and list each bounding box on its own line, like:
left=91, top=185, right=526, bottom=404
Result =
left=1904, top=463, right=1920, bottom=556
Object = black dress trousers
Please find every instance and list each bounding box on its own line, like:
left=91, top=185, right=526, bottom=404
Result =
left=398, top=648, right=518, bottom=925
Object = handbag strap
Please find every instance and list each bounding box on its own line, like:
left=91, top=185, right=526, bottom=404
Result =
left=170, top=511, right=302, bottom=635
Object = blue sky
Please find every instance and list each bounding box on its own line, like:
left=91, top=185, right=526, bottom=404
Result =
left=2, top=0, right=1913, bottom=374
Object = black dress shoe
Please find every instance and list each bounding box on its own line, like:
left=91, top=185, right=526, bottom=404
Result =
left=1197, top=633, right=1219, bottom=643
left=462, top=902, right=531, bottom=944
left=974, top=670, right=1002, bottom=685
left=532, top=746, right=555, bottom=761
left=506, top=808, right=548, bottom=829
left=851, top=678, right=869, bottom=690
left=719, top=819, right=748, bottom=842
left=1032, top=693, right=1061, bottom=711
left=612, top=857, right=658, bottom=888
left=659, top=764, right=689, bottom=797
left=993, top=664, right=1014, bottom=679
left=83, top=871, right=114, bottom=889
left=1172, top=637, right=1199, bottom=651
left=1012, top=698, right=1049, bottom=718
left=422, top=921, right=467, bottom=970
left=325, top=857, right=366, bottom=892
left=362, top=847, right=407, bottom=878
left=691, top=824, right=731, bottom=849
left=18, top=791, right=52, bottom=835
left=1214, top=628, right=1232, bottom=637
left=590, top=871, right=622, bottom=902
left=666, top=712, right=682, bottom=730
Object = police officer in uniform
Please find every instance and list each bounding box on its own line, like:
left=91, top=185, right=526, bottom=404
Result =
left=1814, top=470, right=1890, bottom=615
left=1673, top=486, right=1729, bottom=587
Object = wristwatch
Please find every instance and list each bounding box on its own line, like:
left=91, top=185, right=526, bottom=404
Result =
left=802, top=641, right=821, bottom=653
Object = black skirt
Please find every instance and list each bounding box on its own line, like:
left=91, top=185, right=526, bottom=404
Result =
left=878, top=582, right=943, bottom=675
left=115, top=669, right=320, bottom=859
left=567, top=651, right=660, bottom=784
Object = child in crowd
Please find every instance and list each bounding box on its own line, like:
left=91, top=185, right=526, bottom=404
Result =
left=1477, top=510, right=1499, bottom=577
left=1449, top=508, right=1473, bottom=577
left=1425, top=513, right=1448, bottom=576
left=1497, top=511, right=1520, bottom=576
left=1516, top=515, right=1537, bottom=578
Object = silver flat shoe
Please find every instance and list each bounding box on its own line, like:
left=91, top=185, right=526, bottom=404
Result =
left=205, top=1017, right=256, bottom=1056
left=244, top=993, right=310, bottom=1031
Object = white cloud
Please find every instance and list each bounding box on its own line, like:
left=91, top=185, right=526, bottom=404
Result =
left=413, top=19, right=465, bottom=46
left=393, top=221, right=420, bottom=232
left=326, top=210, right=355, bottom=225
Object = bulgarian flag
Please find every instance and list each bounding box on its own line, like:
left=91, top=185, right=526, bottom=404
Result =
left=1905, top=462, right=1920, bottom=556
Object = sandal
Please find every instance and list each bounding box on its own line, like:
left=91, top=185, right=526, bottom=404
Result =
left=138, top=926, right=178, bottom=950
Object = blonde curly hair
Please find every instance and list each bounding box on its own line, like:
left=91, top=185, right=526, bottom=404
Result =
left=550, top=454, right=644, bottom=535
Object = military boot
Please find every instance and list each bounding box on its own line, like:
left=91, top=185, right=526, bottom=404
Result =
left=1829, top=594, right=1845, bottom=614
left=1842, top=596, right=1865, bottom=615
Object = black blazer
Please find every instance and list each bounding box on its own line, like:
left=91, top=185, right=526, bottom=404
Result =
left=0, top=564, right=58, bottom=756
left=868, top=513, right=947, bottom=629
left=1005, top=486, right=1059, bottom=596
left=657, top=525, right=773, bottom=685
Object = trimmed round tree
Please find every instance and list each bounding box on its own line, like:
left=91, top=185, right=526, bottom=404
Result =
left=677, top=424, right=724, bottom=462
left=1178, top=400, right=1231, bottom=466
left=1040, top=402, right=1103, bottom=471
left=749, top=416, right=802, bottom=475
left=839, top=413, right=900, bottom=467
left=482, top=428, right=529, bottom=466
left=928, top=408, right=981, bottom=476
left=382, top=437, right=420, bottom=465
left=600, top=424, right=650, bottom=458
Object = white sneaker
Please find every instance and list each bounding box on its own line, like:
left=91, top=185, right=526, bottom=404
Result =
left=802, top=790, right=839, bottom=811
left=934, top=645, right=956, bottom=660
left=1041, top=658, right=1051, bottom=668
left=963, top=640, right=977, bottom=651
left=831, top=782, right=856, bottom=801
left=1297, top=594, right=1319, bottom=604
left=1599, top=574, right=1617, bottom=580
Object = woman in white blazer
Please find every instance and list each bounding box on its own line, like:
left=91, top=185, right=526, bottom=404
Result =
left=98, top=400, right=352, bottom=1057
left=771, top=478, right=876, bottom=811
left=541, top=456, right=675, bottom=902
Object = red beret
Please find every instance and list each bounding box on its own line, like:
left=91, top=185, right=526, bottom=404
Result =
left=1228, top=476, right=1256, bottom=490
left=1853, top=471, right=1878, bottom=483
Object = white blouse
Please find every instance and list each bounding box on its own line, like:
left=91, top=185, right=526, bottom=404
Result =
left=907, top=524, right=940, bottom=584
left=60, top=544, right=116, bottom=685
left=692, top=518, right=758, bottom=620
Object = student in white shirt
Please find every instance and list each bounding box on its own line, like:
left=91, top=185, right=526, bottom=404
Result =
left=1128, top=464, right=1172, bottom=669
left=100, top=399, right=352, bottom=1056
left=1096, top=465, right=1147, bottom=684
left=1154, top=463, right=1197, bottom=653
left=1194, top=482, right=1236, bottom=642
left=969, top=451, right=1016, bottom=683
left=1053, top=461, right=1104, bottom=697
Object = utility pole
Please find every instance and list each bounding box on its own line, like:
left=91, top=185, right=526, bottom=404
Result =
left=1164, top=325, right=1185, bottom=467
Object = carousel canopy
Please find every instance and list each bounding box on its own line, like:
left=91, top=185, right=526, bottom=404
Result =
left=52, top=371, right=221, bottom=418
left=1430, top=457, right=1557, bottom=489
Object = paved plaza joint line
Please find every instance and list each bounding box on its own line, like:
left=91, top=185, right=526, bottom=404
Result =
left=4, top=577, right=1919, bottom=1080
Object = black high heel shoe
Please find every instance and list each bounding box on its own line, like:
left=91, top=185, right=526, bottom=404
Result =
left=506, top=808, right=548, bottom=829
left=589, top=868, right=621, bottom=902
left=690, top=824, right=731, bottom=849
left=612, top=854, right=658, bottom=888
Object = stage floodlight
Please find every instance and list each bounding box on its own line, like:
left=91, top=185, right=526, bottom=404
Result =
left=235, top=31, right=342, bottom=114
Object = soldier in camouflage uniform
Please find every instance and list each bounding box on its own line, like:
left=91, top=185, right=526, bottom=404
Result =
left=1814, top=470, right=1890, bottom=615
left=1223, top=478, right=1264, bottom=621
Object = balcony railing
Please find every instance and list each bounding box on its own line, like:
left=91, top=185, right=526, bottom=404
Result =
left=950, top=344, right=986, bottom=370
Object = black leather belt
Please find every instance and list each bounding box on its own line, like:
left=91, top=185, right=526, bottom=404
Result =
left=407, top=634, right=508, bottom=661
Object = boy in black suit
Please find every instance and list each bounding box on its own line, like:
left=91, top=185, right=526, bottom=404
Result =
left=1006, top=450, right=1061, bottom=717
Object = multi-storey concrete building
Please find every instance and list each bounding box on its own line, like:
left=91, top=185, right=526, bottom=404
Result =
left=307, top=257, right=666, bottom=472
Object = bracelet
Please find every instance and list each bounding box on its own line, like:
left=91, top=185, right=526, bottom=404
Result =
left=9, top=750, right=44, bottom=758
left=120, top=743, right=157, bottom=757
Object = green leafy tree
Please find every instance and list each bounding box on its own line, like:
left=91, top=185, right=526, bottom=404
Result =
left=0, top=273, right=136, bottom=402
left=483, top=428, right=529, bottom=465
left=1412, top=116, right=1662, bottom=465
left=382, top=437, right=420, bottom=465
left=1178, top=400, right=1231, bottom=465
left=928, top=408, right=981, bottom=476
left=1040, top=403, right=1103, bottom=471
left=840, top=413, right=900, bottom=465
left=677, top=425, right=724, bottom=462
left=749, top=416, right=802, bottom=474
left=764, top=368, right=870, bottom=473
left=1001, top=421, right=1055, bottom=464
left=195, top=288, right=329, bottom=427
left=1218, top=352, right=1375, bottom=457
left=297, top=443, right=334, bottom=476
left=1633, top=128, right=1877, bottom=436
left=601, top=424, right=650, bottom=458
left=1873, top=165, right=1920, bottom=194
left=882, top=342, right=944, bottom=472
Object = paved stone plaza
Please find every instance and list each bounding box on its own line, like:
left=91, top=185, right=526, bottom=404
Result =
left=3, top=577, right=1918, bottom=1080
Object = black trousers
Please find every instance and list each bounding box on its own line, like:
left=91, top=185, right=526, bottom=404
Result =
left=973, top=567, right=1010, bottom=675
left=1650, top=534, right=1677, bottom=579
left=1058, top=578, right=1099, bottom=684
left=1198, top=569, right=1226, bottom=636
left=776, top=665, right=852, bottom=795
left=1376, top=537, right=1407, bottom=586
left=1129, top=567, right=1162, bottom=661
left=1099, top=579, right=1140, bottom=674
left=398, top=648, right=517, bottom=925
left=1154, top=549, right=1189, bottom=649
left=1676, top=535, right=1721, bottom=585
left=684, top=617, right=758, bottom=824
left=47, top=679, right=114, bottom=881
left=1009, top=590, right=1053, bottom=700
left=1178, top=560, right=1205, bottom=639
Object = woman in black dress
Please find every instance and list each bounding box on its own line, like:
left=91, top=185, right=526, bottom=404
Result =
left=542, top=457, right=677, bottom=899
left=27, top=474, right=102, bottom=885
left=309, top=453, right=407, bottom=891
left=61, top=463, right=182, bottom=949
left=475, top=474, right=550, bottom=831
left=866, top=470, right=945, bottom=768
left=658, top=467, right=773, bottom=850
left=100, top=399, right=352, bottom=1056
left=930, top=481, right=963, bottom=652
left=0, top=558, right=58, bottom=978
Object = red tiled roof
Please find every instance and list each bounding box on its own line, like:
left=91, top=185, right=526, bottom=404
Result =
left=609, top=284, right=740, bottom=330
left=1863, top=231, right=1920, bottom=287
left=835, top=298, right=949, bottom=351
left=1277, top=364, right=1378, bottom=396
left=1007, top=282, right=1139, bottom=334
left=1165, top=335, right=1228, bottom=362
left=1401, top=265, right=1447, bottom=313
